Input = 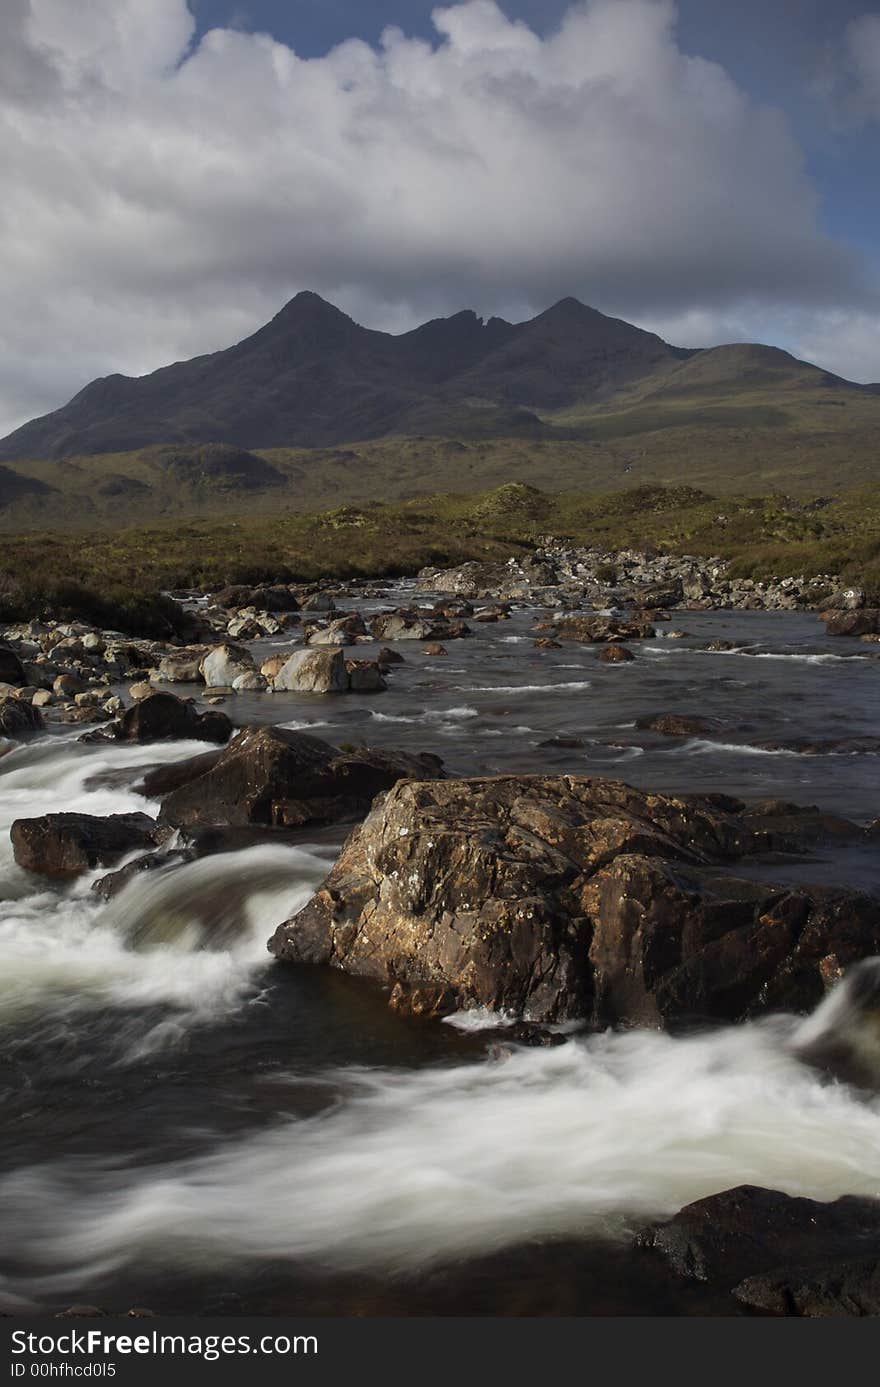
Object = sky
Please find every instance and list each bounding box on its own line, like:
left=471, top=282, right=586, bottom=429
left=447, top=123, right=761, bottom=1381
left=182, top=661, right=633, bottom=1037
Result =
left=1, top=0, right=879, bottom=437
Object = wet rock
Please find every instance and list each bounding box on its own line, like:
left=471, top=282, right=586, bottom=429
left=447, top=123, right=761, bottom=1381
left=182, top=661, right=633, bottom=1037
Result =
left=733, top=1256, right=880, bottom=1316
left=271, top=648, right=349, bottom=693
left=539, top=737, right=586, bottom=749
left=533, top=637, right=562, bottom=650
left=155, top=647, right=209, bottom=683
left=345, top=660, right=387, bottom=692
left=0, top=696, right=44, bottom=739
left=422, top=643, right=448, bottom=657
left=92, top=848, right=195, bottom=900
left=0, top=643, right=26, bottom=686
left=638, top=1186, right=880, bottom=1293
left=552, top=614, right=656, bottom=643
left=232, top=671, right=268, bottom=692
left=370, top=608, right=468, bottom=642
left=376, top=647, right=404, bottom=667
left=598, top=643, right=635, bottom=663
left=820, top=609, right=880, bottom=638
left=102, top=692, right=233, bottom=744
left=11, top=811, right=161, bottom=878
left=158, top=724, right=445, bottom=830
left=269, top=776, right=876, bottom=1024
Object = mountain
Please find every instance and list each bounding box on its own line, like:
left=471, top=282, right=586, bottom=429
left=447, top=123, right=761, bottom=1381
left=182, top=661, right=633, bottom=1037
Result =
left=0, top=293, right=690, bottom=460
left=0, top=293, right=878, bottom=530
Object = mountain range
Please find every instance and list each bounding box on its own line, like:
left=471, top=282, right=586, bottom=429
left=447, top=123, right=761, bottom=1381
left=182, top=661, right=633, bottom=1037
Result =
left=0, top=292, right=878, bottom=527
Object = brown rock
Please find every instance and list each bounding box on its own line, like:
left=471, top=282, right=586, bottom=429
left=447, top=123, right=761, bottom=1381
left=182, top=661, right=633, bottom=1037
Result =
left=598, top=643, right=635, bottom=663
left=11, top=812, right=161, bottom=878
left=269, top=776, right=875, bottom=1024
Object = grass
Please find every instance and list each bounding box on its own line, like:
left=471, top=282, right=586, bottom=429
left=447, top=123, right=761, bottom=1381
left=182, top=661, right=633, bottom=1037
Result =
left=1, top=483, right=877, bottom=636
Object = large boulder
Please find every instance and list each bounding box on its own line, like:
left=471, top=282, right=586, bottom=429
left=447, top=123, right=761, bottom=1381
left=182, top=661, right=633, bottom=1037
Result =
left=0, top=644, right=26, bottom=686
left=157, top=725, right=444, bottom=829
left=0, top=697, right=44, bottom=739
left=199, top=643, right=255, bottom=688
left=269, top=776, right=877, bottom=1024
left=271, top=648, right=349, bottom=693
left=11, top=811, right=161, bottom=878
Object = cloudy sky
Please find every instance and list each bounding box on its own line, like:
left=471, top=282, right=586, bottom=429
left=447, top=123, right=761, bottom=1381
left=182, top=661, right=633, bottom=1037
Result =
left=1, top=0, right=879, bottom=436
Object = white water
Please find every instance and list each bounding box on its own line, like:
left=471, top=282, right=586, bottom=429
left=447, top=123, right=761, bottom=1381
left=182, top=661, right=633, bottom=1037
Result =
left=0, top=735, right=333, bottom=1039
left=3, top=1012, right=880, bottom=1291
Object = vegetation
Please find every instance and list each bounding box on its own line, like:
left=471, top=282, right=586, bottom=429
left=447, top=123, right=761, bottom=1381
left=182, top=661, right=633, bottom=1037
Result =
left=1, top=483, right=877, bottom=636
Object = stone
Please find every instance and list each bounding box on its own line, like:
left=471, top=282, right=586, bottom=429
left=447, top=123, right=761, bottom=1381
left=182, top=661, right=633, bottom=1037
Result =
left=639, top=1186, right=880, bottom=1291
left=344, top=660, right=387, bottom=692
left=157, top=724, right=445, bottom=830
left=53, top=673, right=87, bottom=697
left=376, top=647, right=404, bottom=667
left=155, top=648, right=209, bottom=683
left=598, top=643, right=635, bottom=663
left=0, top=643, right=26, bottom=686
left=11, top=811, right=161, bottom=878
left=821, top=609, right=880, bottom=638
left=0, top=697, right=44, bottom=739
left=199, top=643, right=255, bottom=688
left=269, top=776, right=877, bottom=1025
left=107, top=692, right=233, bottom=744
left=635, top=713, right=720, bottom=736
left=232, top=671, right=268, bottom=692
left=271, top=648, right=349, bottom=693
left=422, top=643, right=448, bottom=657
left=552, top=614, right=656, bottom=642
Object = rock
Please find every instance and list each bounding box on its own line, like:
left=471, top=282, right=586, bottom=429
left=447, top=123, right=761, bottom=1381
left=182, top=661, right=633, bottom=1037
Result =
left=638, top=1186, right=880, bottom=1292
left=733, top=1257, right=880, bottom=1316
left=271, top=648, right=349, bottom=693
left=199, top=643, right=255, bottom=688
left=370, top=608, right=468, bottom=642
left=300, top=591, right=336, bottom=613
left=422, top=643, right=448, bottom=657
left=376, top=647, right=404, bottom=667
left=0, top=697, right=44, bottom=739
left=308, top=614, right=368, bottom=645
left=158, top=725, right=444, bottom=829
left=635, top=713, right=720, bottom=736
left=821, top=609, right=880, bottom=638
left=232, top=671, right=268, bottom=692
left=344, top=660, right=387, bottom=692
left=538, top=737, right=586, bottom=749
left=533, top=637, right=562, bottom=650
left=0, top=643, right=26, bottom=686
left=128, top=681, right=154, bottom=700
left=54, top=672, right=87, bottom=697
left=598, top=643, right=635, bottom=663
left=32, top=689, right=54, bottom=707
left=705, top=639, right=739, bottom=652
left=107, top=692, right=232, bottom=744
left=260, top=652, right=297, bottom=681
left=269, top=776, right=877, bottom=1024
left=11, top=811, right=161, bottom=877
left=155, top=647, right=209, bottom=683
left=552, top=614, right=656, bottom=642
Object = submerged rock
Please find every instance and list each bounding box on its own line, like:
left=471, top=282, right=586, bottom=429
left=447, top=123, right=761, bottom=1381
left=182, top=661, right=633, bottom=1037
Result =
left=269, top=776, right=878, bottom=1024
left=157, top=724, right=444, bottom=829
left=11, top=811, right=161, bottom=878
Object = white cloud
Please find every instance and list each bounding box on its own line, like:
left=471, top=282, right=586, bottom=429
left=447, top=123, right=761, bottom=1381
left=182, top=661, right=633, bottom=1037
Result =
left=0, top=0, right=876, bottom=436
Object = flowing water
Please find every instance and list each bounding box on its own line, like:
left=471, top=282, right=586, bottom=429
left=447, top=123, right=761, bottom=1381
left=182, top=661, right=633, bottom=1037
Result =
left=1, top=590, right=879, bottom=1315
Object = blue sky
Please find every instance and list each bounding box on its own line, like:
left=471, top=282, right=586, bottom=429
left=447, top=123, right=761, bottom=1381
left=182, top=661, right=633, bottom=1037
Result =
left=1, top=0, right=879, bottom=432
